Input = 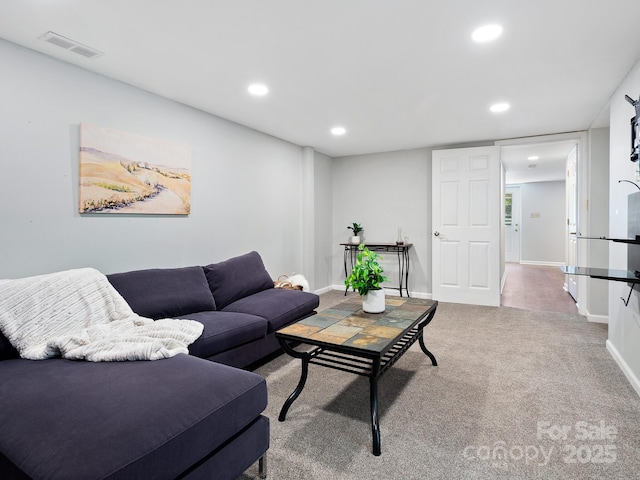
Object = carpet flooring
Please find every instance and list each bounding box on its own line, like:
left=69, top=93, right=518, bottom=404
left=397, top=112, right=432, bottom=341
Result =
left=240, top=292, right=640, bottom=479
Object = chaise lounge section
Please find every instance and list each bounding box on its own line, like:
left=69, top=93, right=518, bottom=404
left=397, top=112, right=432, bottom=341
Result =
left=0, top=355, right=269, bottom=480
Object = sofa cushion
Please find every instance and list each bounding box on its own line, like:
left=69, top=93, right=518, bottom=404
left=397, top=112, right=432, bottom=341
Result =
left=179, top=311, right=267, bottom=358
left=0, top=355, right=267, bottom=480
left=203, top=251, right=274, bottom=310
left=108, top=266, right=216, bottom=319
left=223, top=288, right=319, bottom=333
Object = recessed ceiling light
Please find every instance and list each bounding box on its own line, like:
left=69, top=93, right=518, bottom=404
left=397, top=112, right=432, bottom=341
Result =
left=528, top=155, right=539, bottom=160
left=331, top=126, right=346, bottom=136
left=490, top=102, right=510, bottom=113
left=248, top=84, right=269, bottom=96
left=472, top=24, right=503, bottom=43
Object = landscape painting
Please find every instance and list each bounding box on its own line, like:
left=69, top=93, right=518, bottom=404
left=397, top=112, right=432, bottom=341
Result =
left=79, top=124, right=191, bottom=214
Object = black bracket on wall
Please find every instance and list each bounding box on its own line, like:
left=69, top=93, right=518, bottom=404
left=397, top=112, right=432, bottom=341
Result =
left=622, top=283, right=637, bottom=306
left=625, top=94, right=640, bottom=162
left=619, top=179, right=640, bottom=190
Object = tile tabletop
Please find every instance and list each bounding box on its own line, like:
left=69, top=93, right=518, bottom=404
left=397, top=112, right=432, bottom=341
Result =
left=277, top=297, right=436, bottom=354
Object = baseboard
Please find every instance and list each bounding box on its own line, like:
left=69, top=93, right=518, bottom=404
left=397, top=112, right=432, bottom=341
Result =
left=323, top=285, right=432, bottom=299
left=606, top=340, right=640, bottom=397
left=520, top=260, right=566, bottom=267
left=586, top=311, right=608, bottom=324
left=393, top=290, right=432, bottom=299
left=328, top=284, right=346, bottom=293
left=313, top=285, right=335, bottom=295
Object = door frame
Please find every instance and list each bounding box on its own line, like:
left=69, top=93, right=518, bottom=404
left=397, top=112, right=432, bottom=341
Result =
left=495, top=131, right=589, bottom=315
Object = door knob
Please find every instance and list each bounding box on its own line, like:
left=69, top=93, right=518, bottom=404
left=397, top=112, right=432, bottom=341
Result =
left=434, top=231, right=440, bottom=237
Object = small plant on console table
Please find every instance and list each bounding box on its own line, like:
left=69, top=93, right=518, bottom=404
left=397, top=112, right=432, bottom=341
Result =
left=345, top=244, right=389, bottom=313
left=347, top=222, right=363, bottom=244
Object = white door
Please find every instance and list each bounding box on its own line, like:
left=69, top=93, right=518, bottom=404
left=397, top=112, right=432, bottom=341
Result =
left=505, top=186, right=521, bottom=263
left=432, top=146, right=501, bottom=306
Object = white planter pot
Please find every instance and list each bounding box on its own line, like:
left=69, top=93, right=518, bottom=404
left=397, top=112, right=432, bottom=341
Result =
left=363, top=289, right=385, bottom=313
left=350, top=235, right=361, bottom=244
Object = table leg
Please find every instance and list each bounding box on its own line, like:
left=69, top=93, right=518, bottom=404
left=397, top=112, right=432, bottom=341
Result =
left=417, top=306, right=438, bottom=365
left=396, top=248, right=403, bottom=297
left=279, top=354, right=309, bottom=421
left=404, top=248, right=410, bottom=297
left=344, top=247, right=349, bottom=295
left=369, top=359, right=381, bottom=456
left=277, top=339, right=313, bottom=421
left=419, top=334, right=438, bottom=366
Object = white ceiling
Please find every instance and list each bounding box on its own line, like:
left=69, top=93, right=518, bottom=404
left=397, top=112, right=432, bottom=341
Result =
left=501, top=140, right=576, bottom=184
left=1, top=1, right=640, bottom=159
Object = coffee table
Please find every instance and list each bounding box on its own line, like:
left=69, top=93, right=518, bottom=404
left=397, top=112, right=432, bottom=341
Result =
left=275, top=296, right=438, bottom=456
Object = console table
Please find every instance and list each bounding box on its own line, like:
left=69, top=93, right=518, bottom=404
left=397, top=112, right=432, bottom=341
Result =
left=341, top=242, right=413, bottom=297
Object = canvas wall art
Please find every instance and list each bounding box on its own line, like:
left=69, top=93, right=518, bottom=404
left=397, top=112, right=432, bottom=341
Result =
left=79, top=124, right=191, bottom=214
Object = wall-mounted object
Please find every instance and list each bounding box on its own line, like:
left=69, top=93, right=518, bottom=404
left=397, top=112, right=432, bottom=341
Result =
left=79, top=124, right=192, bottom=215
left=562, top=191, right=640, bottom=306
left=624, top=94, right=640, bottom=162
left=618, top=179, right=640, bottom=190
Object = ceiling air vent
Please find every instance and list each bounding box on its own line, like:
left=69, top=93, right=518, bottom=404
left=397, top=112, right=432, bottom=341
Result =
left=38, top=31, right=103, bottom=60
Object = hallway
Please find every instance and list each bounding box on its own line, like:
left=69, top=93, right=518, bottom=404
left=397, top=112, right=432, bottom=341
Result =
left=501, top=263, right=578, bottom=314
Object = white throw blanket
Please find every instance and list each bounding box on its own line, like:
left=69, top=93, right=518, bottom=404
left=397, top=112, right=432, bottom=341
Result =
left=0, top=268, right=204, bottom=362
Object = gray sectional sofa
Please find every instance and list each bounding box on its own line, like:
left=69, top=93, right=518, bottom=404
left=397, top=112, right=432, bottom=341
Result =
left=0, top=251, right=319, bottom=479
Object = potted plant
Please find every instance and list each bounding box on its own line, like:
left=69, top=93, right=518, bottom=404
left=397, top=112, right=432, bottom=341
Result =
left=347, top=222, right=363, bottom=244
left=344, top=244, right=389, bottom=313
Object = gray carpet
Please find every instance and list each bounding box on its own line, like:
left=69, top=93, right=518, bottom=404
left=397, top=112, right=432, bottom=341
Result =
left=241, top=295, right=640, bottom=479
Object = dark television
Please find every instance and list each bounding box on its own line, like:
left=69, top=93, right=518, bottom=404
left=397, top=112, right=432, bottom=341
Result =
left=628, top=192, right=640, bottom=288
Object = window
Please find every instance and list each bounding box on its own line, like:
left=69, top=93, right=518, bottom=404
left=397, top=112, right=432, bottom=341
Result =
left=505, top=192, right=513, bottom=226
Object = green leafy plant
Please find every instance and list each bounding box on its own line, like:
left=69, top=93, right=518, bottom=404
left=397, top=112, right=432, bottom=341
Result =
left=345, top=245, right=388, bottom=296
left=347, top=222, right=363, bottom=236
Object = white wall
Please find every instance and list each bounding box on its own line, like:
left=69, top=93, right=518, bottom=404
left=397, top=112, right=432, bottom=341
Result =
left=332, top=148, right=432, bottom=296
left=585, top=127, right=610, bottom=319
left=512, top=181, right=567, bottom=265
left=0, top=39, right=308, bottom=280
left=313, top=151, right=334, bottom=290
left=607, top=57, right=640, bottom=396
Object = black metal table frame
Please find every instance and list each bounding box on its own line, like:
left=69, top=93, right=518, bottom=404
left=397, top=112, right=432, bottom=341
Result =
left=342, top=243, right=412, bottom=297
left=276, top=302, right=438, bottom=456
